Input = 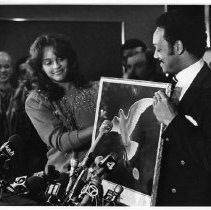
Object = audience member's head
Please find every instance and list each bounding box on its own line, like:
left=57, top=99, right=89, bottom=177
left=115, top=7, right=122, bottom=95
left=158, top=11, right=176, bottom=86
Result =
left=14, top=56, right=37, bottom=90
left=153, top=9, right=207, bottom=76
left=0, top=51, right=13, bottom=86
left=121, top=39, right=147, bottom=60
left=203, top=47, right=211, bottom=69
left=121, top=39, right=156, bottom=80
left=15, top=56, right=29, bottom=81
left=27, top=33, right=88, bottom=101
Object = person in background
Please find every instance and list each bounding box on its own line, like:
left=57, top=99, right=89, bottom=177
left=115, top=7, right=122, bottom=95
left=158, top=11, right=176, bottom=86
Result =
left=0, top=51, right=17, bottom=141
left=203, top=47, right=211, bottom=69
left=0, top=52, right=47, bottom=179
left=14, top=56, right=47, bottom=175
left=25, top=34, right=111, bottom=174
left=121, top=39, right=168, bottom=82
left=121, top=39, right=147, bottom=79
left=152, top=9, right=211, bottom=205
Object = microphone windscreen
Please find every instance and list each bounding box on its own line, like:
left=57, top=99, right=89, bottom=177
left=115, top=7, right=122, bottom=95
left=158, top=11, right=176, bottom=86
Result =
left=56, top=172, right=69, bottom=186
left=99, top=152, right=118, bottom=167
left=94, top=156, right=104, bottom=167
left=47, top=165, right=60, bottom=180
left=25, top=175, right=48, bottom=202
left=114, top=185, right=124, bottom=194
left=80, top=193, right=91, bottom=206
left=26, top=175, right=47, bottom=193
left=0, top=134, right=23, bottom=158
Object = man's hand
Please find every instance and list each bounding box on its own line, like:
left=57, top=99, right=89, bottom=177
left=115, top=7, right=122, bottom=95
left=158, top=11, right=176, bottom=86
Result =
left=153, top=90, right=178, bottom=126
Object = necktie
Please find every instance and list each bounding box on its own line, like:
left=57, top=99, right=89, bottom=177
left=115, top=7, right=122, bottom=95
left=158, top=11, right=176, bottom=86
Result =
left=170, top=76, right=178, bottom=98
left=171, top=76, right=182, bottom=102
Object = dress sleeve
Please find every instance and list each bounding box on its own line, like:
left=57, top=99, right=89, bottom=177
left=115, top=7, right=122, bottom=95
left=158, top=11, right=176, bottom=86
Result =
left=25, top=91, right=83, bottom=153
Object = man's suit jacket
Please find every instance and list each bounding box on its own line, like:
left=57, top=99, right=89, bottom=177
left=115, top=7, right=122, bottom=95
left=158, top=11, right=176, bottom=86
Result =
left=156, top=64, right=211, bottom=206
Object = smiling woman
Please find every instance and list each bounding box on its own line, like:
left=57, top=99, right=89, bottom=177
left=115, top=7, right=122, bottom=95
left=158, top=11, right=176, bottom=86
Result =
left=42, top=46, right=69, bottom=82
left=25, top=34, right=111, bottom=173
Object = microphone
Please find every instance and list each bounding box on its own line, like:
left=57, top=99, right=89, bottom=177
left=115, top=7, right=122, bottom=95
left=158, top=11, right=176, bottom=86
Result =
left=8, top=175, right=28, bottom=194
left=94, top=156, right=104, bottom=166
left=46, top=165, right=60, bottom=181
left=80, top=152, right=94, bottom=169
left=62, top=153, right=95, bottom=205
left=95, top=153, right=118, bottom=178
left=25, top=173, right=48, bottom=201
left=84, top=156, right=103, bottom=182
left=103, top=184, right=124, bottom=206
left=24, top=166, right=60, bottom=202
left=8, top=172, right=48, bottom=202
left=0, top=134, right=23, bottom=181
left=79, top=175, right=103, bottom=206
left=77, top=153, right=118, bottom=206
left=0, top=134, right=21, bottom=161
left=65, top=157, right=78, bottom=194
left=83, top=120, right=113, bottom=163
left=45, top=172, right=69, bottom=205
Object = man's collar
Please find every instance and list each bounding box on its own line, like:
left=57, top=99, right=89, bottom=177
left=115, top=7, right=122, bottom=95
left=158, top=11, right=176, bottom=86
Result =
left=175, top=59, right=204, bottom=85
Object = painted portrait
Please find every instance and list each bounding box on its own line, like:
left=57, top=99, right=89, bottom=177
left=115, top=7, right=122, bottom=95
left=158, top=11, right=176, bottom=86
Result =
left=92, top=77, right=171, bottom=206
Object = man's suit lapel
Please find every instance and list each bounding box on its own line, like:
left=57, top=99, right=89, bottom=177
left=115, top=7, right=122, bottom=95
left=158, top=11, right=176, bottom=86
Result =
left=179, top=64, right=210, bottom=113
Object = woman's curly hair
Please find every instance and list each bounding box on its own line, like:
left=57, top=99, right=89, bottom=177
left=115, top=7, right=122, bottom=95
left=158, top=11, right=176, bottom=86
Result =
left=27, top=33, right=89, bottom=101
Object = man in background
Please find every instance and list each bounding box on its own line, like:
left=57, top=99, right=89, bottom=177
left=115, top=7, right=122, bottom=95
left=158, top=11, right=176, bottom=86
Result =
left=121, top=39, right=168, bottom=82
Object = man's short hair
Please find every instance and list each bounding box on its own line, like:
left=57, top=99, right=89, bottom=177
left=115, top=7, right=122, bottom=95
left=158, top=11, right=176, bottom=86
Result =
left=121, top=39, right=147, bottom=53
left=155, top=9, right=207, bottom=59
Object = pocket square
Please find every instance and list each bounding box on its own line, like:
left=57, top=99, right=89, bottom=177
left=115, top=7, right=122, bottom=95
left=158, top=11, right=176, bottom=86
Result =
left=185, top=115, right=198, bottom=126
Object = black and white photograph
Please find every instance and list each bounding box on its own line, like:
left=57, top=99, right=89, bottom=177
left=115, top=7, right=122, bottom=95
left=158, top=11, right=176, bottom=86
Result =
left=0, top=2, right=211, bottom=206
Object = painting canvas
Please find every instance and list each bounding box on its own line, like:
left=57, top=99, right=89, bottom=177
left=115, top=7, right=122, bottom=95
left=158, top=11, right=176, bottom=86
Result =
left=92, top=77, right=171, bottom=206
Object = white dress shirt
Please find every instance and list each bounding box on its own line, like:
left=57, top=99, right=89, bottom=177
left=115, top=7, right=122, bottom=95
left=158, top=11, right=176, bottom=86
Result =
left=174, top=59, right=204, bottom=126
left=175, top=59, right=204, bottom=101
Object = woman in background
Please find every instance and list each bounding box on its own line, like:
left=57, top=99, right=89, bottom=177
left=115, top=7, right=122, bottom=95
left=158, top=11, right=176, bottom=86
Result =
left=25, top=34, right=108, bottom=173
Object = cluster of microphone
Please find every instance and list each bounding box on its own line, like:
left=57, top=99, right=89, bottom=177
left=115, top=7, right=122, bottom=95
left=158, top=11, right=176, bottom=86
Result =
left=0, top=134, right=124, bottom=206
left=61, top=151, right=121, bottom=206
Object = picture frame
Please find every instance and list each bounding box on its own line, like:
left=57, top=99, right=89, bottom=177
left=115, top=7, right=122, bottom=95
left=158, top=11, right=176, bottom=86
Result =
left=92, top=77, right=171, bottom=206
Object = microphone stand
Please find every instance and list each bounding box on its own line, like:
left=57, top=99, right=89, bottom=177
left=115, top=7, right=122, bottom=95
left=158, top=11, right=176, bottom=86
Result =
left=63, top=120, right=113, bottom=206
left=62, top=153, right=94, bottom=206
left=78, top=174, right=103, bottom=206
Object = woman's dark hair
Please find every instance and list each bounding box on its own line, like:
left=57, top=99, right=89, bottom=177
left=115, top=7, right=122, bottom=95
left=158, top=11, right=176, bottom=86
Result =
left=27, top=33, right=89, bottom=101
left=156, top=9, right=207, bottom=59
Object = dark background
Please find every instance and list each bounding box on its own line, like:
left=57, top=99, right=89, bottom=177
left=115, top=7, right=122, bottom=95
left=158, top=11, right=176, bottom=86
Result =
left=0, top=20, right=122, bottom=80
left=0, top=5, right=208, bottom=81
left=0, top=5, right=164, bottom=81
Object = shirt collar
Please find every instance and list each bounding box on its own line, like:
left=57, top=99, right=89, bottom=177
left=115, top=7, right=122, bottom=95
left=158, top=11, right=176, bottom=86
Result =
left=175, top=59, right=204, bottom=87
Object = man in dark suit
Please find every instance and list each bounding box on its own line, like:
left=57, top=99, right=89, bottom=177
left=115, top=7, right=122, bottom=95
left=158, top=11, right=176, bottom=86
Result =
left=152, top=10, right=211, bottom=206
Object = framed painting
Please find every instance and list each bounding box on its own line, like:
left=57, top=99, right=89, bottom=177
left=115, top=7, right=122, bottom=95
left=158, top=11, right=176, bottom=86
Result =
left=92, top=77, right=171, bottom=206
